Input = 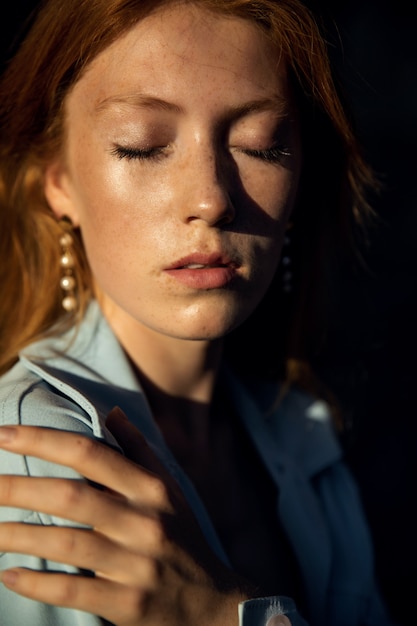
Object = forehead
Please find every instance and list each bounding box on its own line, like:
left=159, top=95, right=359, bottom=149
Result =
left=67, top=2, right=292, bottom=117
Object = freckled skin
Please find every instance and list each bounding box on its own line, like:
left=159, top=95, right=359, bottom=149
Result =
left=45, top=2, right=302, bottom=358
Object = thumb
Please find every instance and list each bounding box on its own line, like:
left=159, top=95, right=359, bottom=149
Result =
left=105, top=406, right=168, bottom=476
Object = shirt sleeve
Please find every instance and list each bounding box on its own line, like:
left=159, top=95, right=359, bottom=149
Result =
left=0, top=374, right=101, bottom=527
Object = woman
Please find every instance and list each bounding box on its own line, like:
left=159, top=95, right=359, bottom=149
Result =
left=0, top=0, right=394, bottom=625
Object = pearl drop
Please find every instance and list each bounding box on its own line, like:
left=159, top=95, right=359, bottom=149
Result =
left=62, top=295, right=77, bottom=311
left=60, top=251, right=75, bottom=268
left=60, top=275, right=76, bottom=291
left=59, top=233, right=73, bottom=247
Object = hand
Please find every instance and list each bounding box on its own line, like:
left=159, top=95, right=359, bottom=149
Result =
left=0, top=408, right=251, bottom=626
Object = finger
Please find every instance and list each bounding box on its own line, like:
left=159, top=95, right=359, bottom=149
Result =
left=0, top=475, right=171, bottom=548
left=0, top=567, right=147, bottom=625
left=0, top=473, right=129, bottom=527
left=0, top=523, right=157, bottom=585
left=0, top=424, right=169, bottom=503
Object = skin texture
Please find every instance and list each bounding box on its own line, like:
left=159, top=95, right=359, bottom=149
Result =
left=0, top=3, right=302, bottom=625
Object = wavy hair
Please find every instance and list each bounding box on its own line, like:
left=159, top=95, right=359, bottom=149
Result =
left=0, top=0, right=376, bottom=400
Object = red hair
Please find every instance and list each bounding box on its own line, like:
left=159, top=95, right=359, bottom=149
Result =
left=0, top=0, right=376, bottom=400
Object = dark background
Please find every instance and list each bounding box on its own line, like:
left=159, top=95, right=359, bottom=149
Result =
left=1, top=2, right=416, bottom=624
left=304, top=3, right=417, bottom=625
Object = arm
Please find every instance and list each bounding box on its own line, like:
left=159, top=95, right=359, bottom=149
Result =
left=0, top=410, right=300, bottom=626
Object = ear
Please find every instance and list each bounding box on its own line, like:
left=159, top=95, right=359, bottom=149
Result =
left=44, top=161, right=80, bottom=227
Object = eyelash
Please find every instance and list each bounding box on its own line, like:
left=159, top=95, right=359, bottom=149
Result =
left=241, top=146, right=292, bottom=163
left=111, top=146, right=167, bottom=161
left=111, top=144, right=292, bottom=163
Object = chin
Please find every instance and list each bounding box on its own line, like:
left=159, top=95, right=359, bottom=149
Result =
left=166, top=309, right=250, bottom=342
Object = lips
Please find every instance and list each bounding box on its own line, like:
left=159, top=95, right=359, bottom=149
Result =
left=181, top=263, right=213, bottom=269
left=164, top=253, right=239, bottom=289
left=166, top=252, right=237, bottom=270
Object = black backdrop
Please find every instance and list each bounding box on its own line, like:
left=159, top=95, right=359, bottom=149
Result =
left=304, top=4, right=417, bottom=625
left=1, top=2, right=416, bottom=624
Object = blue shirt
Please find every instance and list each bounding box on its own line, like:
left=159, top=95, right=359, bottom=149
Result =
left=0, top=301, right=393, bottom=626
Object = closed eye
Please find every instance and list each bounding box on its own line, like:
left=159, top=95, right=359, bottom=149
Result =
left=110, top=145, right=168, bottom=161
left=110, top=143, right=291, bottom=164
left=241, top=145, right=292, bottom=163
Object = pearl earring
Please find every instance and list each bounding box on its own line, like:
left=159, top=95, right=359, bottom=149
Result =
left=59, top=218, right=77, bottom=312
left=280, top=229, right=293, bottom=294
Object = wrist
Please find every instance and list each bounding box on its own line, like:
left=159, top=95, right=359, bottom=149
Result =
left=238, top=596, right=308, bottom=626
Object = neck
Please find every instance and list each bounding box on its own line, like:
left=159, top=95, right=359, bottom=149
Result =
left=101, top=302, right=232, bottom=462
left=130, top=335, right=223, bottom=407
left=103, top=304, right=224, bottom=405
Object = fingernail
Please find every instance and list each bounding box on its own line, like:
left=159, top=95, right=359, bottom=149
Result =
left=0, top=427, right=17, bottom=444
left=0, top=569, right=19, bottom=586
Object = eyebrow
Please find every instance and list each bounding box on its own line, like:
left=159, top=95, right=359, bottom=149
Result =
left=95, top=94, right=183, bottom=114
left=94, top=94, right=289, bottom=118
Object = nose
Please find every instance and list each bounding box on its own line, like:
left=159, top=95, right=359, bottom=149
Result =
left=180, top=142, right=236, bottom=227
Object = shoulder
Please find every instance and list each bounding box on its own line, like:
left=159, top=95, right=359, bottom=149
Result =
left=0, top=357, right=100, bottom=434
left=0, top=360, right=97, bottom=525
left=0, top=300, right=138, bottom=437
left=0, top=305, right=137, bottom=486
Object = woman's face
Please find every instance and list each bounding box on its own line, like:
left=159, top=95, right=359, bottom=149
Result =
left=45, top=2, right=302, bottom=343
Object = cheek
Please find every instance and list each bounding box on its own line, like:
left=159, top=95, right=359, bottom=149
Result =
left=69, top=143, right=162, bottom=238
left=72, top=178, right=170, bottom=290
left=244, top=170, right=298, bottom=283
left=240, top=162, right=299, bottom=223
